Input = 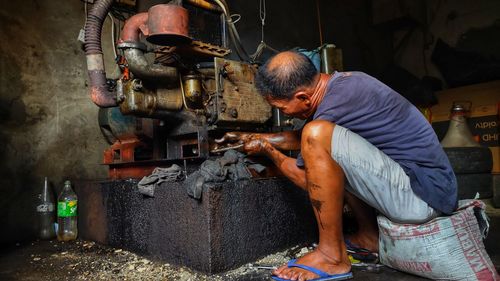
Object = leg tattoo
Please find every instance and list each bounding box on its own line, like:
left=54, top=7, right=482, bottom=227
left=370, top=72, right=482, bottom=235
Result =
left=310, top=198, right=325, bottom=230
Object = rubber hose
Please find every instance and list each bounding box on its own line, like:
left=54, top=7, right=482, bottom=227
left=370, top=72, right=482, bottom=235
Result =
left=83, top=0, right=118, bottom=108
left=84, top=0, right=113, bottom=55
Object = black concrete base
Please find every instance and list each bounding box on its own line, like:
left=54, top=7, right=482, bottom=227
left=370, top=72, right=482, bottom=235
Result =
left=75, top=178, right=318, bottom=273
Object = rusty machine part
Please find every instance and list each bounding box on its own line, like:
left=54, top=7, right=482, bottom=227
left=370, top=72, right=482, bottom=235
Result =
left=146, top=4, right=191, bottom=46
left=84, top=0, right=283, bottom=179
left=182, top=74, right=203, bottom=105
left=98, top=107, right=154, bottom=144
left=118, top=79, right=184, bottom=117
left=214, top=58, right=272, bottom=124
left=155, top=41, right=231, bottom=61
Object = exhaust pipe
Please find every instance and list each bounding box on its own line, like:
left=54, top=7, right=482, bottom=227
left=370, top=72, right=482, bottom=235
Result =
left=117, top=4, right=189, bottom=81
left=84, top=0, right=118, bottom=108
left=84, top=1, right=185, bottom=107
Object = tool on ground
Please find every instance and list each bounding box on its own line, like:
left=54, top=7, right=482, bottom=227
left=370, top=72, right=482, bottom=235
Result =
left=248, top=264, right=277, bottom=270
left=351, top=263, right=384, bottom=273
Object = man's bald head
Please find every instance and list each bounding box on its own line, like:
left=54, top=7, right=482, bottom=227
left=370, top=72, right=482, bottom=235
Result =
left=267, top=51, right=301, bottom=71
left=255, top=51, right=318, bottom=100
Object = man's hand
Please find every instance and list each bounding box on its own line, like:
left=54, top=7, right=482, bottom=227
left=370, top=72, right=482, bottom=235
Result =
left=215, top=131, right=306, bottom=189
left=242, top=136, right=271, bottom=155
left=214, top=132, right=270, bottom=155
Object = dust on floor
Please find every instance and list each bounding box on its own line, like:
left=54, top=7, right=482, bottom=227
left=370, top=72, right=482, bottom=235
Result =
left=0, top=239, right=431, bottom=281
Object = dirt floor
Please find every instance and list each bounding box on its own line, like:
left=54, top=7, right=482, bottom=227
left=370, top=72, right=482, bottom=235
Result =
left=0, top=239, right=435, bottom=281
left=1, top=201, right=499, bottom=280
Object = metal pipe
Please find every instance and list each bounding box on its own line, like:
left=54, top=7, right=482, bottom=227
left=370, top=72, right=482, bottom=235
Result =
left=120, top=12, right=148, bottom=43
left=122, top=48, right=179, bottom=81
left=84, top=0, right=180, bottom=109
left=84, top=0, right=118, bottom=107
left=117, top=8, right=179, bottom=82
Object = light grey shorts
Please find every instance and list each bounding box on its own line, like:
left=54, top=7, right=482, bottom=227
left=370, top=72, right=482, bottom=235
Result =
left=332, top=125, right=439, bottom=224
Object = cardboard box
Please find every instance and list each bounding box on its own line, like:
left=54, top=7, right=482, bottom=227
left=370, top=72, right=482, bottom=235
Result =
left=431, top=80, right=500, bottom=173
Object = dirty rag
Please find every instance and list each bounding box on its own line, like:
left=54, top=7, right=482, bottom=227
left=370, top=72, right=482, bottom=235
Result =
left=185, top=150, right=263, bottom=200
left=138, top=164, right=184, bottom=197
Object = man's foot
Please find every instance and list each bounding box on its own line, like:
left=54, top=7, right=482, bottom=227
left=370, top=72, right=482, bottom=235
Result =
left=345, top=232, right=378, bottom=253
left=273, top=249, right=351, bottom=281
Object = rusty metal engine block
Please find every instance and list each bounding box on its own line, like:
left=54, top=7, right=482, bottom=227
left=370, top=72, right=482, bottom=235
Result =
left=89, top=1, right=282, bottom=179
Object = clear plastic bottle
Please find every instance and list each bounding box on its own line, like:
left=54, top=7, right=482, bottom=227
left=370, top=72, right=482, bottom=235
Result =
left=57, top=180, right=78, bottom=241
left=36, top=177, right=56, bottom=240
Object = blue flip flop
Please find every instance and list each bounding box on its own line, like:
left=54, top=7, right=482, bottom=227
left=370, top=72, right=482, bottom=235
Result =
left=271, top=259, right=353, bottom=281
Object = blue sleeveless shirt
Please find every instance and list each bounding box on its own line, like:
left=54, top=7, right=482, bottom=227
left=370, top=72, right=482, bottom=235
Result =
left=296, top=71, right=457, bottom=214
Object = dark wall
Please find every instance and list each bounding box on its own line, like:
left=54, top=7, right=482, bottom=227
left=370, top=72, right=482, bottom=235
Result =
left=229, top=0, right=393, bottom=74
left=319, top=0, right=393, bottom=74
left=391, top=0, right=500, bottom=84
left=0, top=0, right=112, bottom=245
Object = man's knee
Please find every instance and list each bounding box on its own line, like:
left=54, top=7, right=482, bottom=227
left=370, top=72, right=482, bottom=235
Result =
left=301, top=120, right=335, bottom=154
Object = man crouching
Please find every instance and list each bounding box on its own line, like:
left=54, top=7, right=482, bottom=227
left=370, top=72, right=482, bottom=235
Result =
left=216, top=51, right=457, bottom=281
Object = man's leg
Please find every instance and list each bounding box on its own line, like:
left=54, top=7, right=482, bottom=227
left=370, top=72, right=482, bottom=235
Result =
left=330, top=124, right=439, bottom=225
left=273, top=120, right=351, bottom=281
left=344, top=192, right=379, bottom=252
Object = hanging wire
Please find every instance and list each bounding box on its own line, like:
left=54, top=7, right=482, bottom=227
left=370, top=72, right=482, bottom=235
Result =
left=108, top=13, right=118, bottom=60
left=213, top=0, right=228, bottom=15
left=250, top=0, right=279, bottom=62
left=315, top=0, right=324, bottom=46
left=259, top=0, right=266, bottom=43
left=213, top=0, right=251, bottom=61
left=230, top=14, right=241, bottom=24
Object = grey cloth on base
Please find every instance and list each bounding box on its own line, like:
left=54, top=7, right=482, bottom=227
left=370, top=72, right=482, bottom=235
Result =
left=185, top=150, right=265, bottom=200
left=138, top=164, right=184, bottom=197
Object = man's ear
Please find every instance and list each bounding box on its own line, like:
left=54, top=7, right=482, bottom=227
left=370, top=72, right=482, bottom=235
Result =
left=294, top=91, right=310, bottom=103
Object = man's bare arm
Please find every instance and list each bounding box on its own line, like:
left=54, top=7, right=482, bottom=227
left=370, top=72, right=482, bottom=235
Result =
left=215, top=130, right=302, bottom=151
left=262, top=130, right=302, bottom=151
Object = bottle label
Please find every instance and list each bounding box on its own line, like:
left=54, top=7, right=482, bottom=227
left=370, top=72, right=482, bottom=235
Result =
left=36, top=203, right=54, bottom=213
left=57, top=201, right=77, bottom=217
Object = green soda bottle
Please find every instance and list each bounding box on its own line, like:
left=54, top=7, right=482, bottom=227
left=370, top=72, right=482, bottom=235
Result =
left=57, top=180, right=78, bottom=241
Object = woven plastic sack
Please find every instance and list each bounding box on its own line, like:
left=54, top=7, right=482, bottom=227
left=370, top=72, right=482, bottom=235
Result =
left=378, top=200, right=499, bottom=280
